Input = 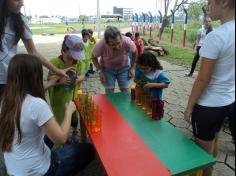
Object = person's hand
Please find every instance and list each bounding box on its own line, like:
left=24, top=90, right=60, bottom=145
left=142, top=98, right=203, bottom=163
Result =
left=184, top=107, right=193, bottom=123
left=65, top=101, right=76, bottom=114
left=47, top=76, right=61, bottom=87
left=128, top=67, right=135, bottom=80
left=57, top=76, right=69, bottom=85
left=144, top=83, right=156, bottom=89
left=90, top=37, right=95, bottom=43
left=58, top=67, right=76, bottom=78
left=45, top=76, right=61, bottom=90
left=76, top=75, right=84, bottom=83
left=99, top=72, right=106, bottom=84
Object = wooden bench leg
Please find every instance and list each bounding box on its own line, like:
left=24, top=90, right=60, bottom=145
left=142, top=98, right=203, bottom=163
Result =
left=190, top=170, right=203, bottom=176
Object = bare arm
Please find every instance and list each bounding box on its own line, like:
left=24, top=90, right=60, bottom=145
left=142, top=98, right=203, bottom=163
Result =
left=129, top=50, right=138, bottom=79
left=185, top=58, right=216, bottom=122
left=23, top=39, right=68, bottom=77
left=92, top=54, right=106, bottom=84
left=41, top=101, right=76, bottom=144
left=144, top=83, right=169, bottom=89
left=91, top=54, right=101, bottom=71
left=44, top=75, right=61, bottom=91
left=131, top=49, right=138, bottom=69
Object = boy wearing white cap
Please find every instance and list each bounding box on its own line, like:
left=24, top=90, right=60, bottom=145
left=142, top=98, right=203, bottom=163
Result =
left=47, top=35, right=85, bottom=143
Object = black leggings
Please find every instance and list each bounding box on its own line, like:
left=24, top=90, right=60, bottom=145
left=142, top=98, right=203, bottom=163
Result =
left=190, top=46, right=201, bottom=75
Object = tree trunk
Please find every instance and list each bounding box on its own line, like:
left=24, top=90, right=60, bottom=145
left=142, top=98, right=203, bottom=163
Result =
left=159, top=16, right=170, bottom=37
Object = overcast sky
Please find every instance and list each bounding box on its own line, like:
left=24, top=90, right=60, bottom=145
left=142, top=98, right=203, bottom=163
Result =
left=23, top=0, right=164, bottom=17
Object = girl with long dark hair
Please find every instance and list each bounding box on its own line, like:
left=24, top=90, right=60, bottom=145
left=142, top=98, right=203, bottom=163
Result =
left=0, top=54, right=94, bottom=176
left=0, top=0, right=69, bottom=96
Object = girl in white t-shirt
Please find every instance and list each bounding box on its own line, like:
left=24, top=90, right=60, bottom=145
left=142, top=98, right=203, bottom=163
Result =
left=0, top=54, right=94, bottom=176
left=185, top=0, right=235, bottom=175
left=186, top=17, right=213, bottom=77
left=0, top=0, right=69, bottom=96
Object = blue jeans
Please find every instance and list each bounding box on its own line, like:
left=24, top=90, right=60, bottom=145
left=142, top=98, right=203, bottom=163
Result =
left=44, top=143, right=95, bottom=176
left=102, top=66, right=131, bottom=89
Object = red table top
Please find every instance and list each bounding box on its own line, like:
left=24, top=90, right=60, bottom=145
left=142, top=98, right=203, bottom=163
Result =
left=85, top=95, right=171, bottom=176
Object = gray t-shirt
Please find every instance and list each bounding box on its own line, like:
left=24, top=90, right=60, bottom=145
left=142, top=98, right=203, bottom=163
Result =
left=0, top=16, right=32, bottom=84
left=199, top=20, right=235, bottom=107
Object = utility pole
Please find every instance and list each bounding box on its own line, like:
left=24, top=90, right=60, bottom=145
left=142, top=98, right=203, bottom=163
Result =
left=97, top=0, right=101, bottom=39
left=160, top=0, right=163, bottom=14
left=155, top=0, right=158, bottom=16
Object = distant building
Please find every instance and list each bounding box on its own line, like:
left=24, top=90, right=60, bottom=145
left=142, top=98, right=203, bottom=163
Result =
left=113, top=6, right=133, bottom=17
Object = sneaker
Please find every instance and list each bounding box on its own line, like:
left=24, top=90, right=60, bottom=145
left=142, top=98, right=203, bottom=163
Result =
left=185, top=73, right=193, bottom=77
left=88, top=69, right=95, bottom=74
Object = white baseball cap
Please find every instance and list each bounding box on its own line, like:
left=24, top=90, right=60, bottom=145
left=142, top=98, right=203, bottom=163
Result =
left=65, top=35, right=85, bottom=61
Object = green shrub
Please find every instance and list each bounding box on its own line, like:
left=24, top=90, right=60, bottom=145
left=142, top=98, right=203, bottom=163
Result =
left=187, top=31, right=197, bottom=44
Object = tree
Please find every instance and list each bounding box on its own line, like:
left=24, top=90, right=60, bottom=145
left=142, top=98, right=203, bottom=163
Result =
left=188, top=0, right=207, bottom=20
left=79, top=15, right=88, bottom=22
left=160, top=0, right=189, bottom=35
left=159, top=0, right=205, bottom=36
left=188, top=4, right=202, bottom=20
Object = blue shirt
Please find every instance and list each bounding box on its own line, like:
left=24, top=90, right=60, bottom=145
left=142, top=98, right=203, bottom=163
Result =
left=135, top=68, right=170, bottom=100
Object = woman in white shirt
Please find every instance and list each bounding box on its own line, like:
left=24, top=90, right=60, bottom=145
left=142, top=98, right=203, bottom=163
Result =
left=186, top=17, right=213, bottom=77
left=0, top=0, right=68, bottom=96
left=0, top=54, right=94, bottom=176
left=185, top=0, right=235, bottom=175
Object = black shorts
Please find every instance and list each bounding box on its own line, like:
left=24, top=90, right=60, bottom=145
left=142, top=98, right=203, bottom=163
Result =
left=192, top=102, right=235, bottom=141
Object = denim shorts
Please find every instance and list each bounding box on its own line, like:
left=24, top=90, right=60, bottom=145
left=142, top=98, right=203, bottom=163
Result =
left=102, top=66, right=131, bottom=89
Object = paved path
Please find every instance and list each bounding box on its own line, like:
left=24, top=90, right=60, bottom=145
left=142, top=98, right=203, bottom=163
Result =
left=0, top=31, right=234, bottom=176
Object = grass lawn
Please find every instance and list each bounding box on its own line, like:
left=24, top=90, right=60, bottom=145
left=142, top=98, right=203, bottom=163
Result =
left=141, top=29, right=196, bottom=69
left=159, top=41, right=195, bottom=68
left=29, top=23, right=130, bottom=35
left=139, top=21, right=220, bottom=69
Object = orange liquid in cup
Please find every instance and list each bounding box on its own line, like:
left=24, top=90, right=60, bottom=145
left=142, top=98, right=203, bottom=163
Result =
left=91, top=106, right=102, bottom=133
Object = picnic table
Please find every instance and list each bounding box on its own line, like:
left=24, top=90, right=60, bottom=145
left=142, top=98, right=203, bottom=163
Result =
left=80, top=92, right=215, bottom=176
